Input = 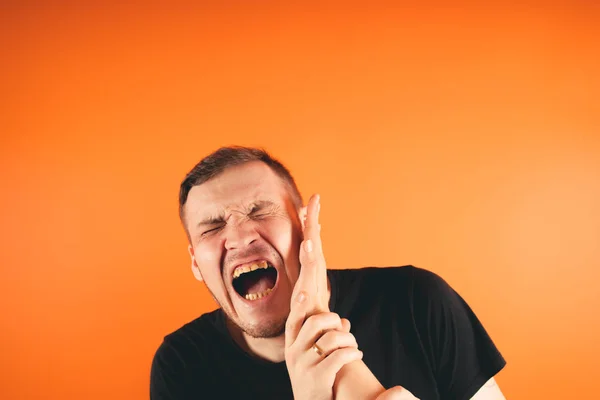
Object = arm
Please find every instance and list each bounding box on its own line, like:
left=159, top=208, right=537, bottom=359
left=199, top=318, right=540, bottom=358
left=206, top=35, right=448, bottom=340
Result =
left=333, top=360, right=387, bottom=399
left=290, top=194, right=392, bottom=399
left=334, top=277, right=508, bottom=400
left=371, top=377, right=504, bottom=400
left=150, top=338, right=222, bottom=400
left=411, top=268, right=507, bottom=399
left=150, top=341, right=185, bottom=400
left=370, top=270, right=507, bottom=400
left=292, top=197, right=505, bottom=400
left=287, top=194, right=388, bottom=399
left=471, top=378, right=506, bottom=400
left=285, top=194, right=375, bottom=400
left=334, top=268, right=508, bottom=400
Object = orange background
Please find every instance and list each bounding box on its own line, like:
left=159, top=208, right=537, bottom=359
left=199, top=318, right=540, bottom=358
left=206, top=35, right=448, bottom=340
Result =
left=2, top=2, right=599, bottom=399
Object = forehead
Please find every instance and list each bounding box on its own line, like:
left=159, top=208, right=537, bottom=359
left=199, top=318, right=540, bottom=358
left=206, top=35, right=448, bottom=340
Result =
left=184, top=161, right=288, bottom=218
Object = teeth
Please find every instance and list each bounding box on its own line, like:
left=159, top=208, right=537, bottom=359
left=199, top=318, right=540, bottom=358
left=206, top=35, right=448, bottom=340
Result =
left=245, top=288, right=273, bottom=301
left=233, top=260, right=270, bottom=279
left=233, top=265, right=250, bottom=279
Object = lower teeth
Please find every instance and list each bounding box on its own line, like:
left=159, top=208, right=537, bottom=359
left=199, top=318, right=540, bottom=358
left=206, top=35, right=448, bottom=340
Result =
left=245, top=288, right=272, bottom=300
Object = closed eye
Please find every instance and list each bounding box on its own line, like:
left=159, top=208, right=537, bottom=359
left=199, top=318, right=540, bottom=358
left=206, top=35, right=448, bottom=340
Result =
left=249, top=201, right=277, bottom=218
left=202, top=225, right=224, bottom=236
left=250, top=209, right=270, bottom=219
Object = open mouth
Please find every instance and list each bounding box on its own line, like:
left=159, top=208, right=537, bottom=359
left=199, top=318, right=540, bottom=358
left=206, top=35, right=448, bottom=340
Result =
left=232, top=260, right=278, bottom=301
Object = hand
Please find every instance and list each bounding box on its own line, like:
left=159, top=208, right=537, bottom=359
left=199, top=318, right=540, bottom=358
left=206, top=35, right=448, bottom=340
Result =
left=285, top=194, right=362, bottom=400
left=291, top=193, right=329, bottom=314
left=285, top=297, right=363, bottom=400
left=376, top=386, right=420, bottom=400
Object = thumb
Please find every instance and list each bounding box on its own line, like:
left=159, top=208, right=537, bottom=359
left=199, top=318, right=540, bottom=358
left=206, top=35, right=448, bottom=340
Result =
left=340, top=318, right=351, bottom=333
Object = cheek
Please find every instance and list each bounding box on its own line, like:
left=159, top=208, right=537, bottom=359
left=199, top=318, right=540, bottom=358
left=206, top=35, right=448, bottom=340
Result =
left=262, top=219, right=302, bottom=266
left=194, top=241, right=223, bottom=281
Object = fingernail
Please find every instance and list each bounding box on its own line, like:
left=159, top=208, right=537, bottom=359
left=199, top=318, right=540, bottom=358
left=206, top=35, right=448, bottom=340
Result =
left=296, top=291, right=306, bottom=303
left=304, top=239, right=313, bottom=253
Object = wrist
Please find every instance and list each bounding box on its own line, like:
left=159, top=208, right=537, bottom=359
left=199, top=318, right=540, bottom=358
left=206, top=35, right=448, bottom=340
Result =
left=333, top=360, right=385, bottom=400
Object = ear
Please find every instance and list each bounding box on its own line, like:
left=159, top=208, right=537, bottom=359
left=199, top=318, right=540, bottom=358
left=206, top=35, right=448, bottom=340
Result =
left=298, top=206, right=308, bottom=230
left=188, top=244, right=203, bottom=282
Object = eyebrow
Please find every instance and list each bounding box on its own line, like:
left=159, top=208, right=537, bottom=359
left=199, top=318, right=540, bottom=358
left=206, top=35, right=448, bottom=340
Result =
left=248, top=199, right=277, bottom=212
left=195, top=200, right=277, bottom=227
left=196, top=215, right=225, bottom=227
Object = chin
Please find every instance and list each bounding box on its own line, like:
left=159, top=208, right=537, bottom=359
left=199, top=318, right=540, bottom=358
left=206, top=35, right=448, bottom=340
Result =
left=243, top=322, right=286, bottom=339
left=234, top=316, right=286, bottom=339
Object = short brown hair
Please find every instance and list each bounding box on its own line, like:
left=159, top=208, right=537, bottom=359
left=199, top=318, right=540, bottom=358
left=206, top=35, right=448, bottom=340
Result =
left=179, top=146, right=303, bottom=227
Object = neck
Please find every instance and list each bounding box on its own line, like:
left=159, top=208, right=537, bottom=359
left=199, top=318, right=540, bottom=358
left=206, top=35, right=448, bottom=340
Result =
left=243, top=332, right=286, bottom=362
left=225, top=318, right=286, bottom=362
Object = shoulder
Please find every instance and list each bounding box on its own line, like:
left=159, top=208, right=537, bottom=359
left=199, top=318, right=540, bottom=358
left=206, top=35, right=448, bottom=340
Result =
left=329, top=265, right=464, bottom=315
left=407, top=266, right=458, bottom=301
left=328, top=265, right=441, bottom=314
left=329, top=265, right=448, bottom=294
left=328, top=265, right=419, bottom=286
left=166, top=309, right=223, bottom=340
left=400, top=266, right=474, bottom=324
left=150, top=310, right=225, bottom=397
left=152, top=309, right=223, bottom=368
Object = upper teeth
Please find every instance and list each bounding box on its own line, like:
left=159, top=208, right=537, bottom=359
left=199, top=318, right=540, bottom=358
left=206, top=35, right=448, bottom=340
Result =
left=233, top=260, right=269, bottom=279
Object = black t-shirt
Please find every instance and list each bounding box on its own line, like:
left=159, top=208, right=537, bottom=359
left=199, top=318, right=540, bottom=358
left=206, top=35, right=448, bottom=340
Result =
left=150, top=266, right=506, bottom=400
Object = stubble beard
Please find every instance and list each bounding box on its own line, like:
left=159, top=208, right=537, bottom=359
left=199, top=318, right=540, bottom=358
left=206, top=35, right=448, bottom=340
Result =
left=215, top=244, right=294, bottom=339
left=206, top=286, right=287, bottom=339
left=233, top=314, right=287, bottom=339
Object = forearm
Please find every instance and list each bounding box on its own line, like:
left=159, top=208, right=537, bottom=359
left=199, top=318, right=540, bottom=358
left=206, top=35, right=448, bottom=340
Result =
left=333, top=359, right=385, bottom=400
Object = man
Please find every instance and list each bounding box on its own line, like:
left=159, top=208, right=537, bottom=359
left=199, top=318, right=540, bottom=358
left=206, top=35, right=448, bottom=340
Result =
left=150, top=146, right=507, bottom=399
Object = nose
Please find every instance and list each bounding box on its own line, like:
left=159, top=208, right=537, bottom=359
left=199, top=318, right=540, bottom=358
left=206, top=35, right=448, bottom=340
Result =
left=224, top=219, right=259, bottom=250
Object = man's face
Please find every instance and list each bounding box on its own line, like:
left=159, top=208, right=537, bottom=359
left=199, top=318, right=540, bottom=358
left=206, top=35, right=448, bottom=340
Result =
left=184, top=161, right=303, bottom=338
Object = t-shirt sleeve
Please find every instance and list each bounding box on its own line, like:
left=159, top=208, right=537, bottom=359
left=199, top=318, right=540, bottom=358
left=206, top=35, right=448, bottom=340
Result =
left=150, top=335, right=225, bottom=400
left=410, top=267, right=506, bottom=400
left=150, top=339, right=190, bottom=400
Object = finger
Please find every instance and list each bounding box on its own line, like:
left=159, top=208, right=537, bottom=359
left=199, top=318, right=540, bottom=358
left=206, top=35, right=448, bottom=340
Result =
left=299, top=206, right=308, bottom=230
left=340, top=318, right=351, bottom=333
left=294, top=239, right=318, bottom=309
left=298, top=238, right=317, bottom=276
left=314, top=330, right=358, bottom=358
left=304, top=195, right=328, bottom=298
left=285, top=291, right=308, bottom=348
left=376, top=386, right=418, bottom=400
left=294, top=312, right=342, bottom=351
left=316, top=347, right=363, bottom=377
left=297, top=195, right=324, bottom=303
left=303, top=194, right=322, bottom=253
left=295, top=194, right=329, bottom=314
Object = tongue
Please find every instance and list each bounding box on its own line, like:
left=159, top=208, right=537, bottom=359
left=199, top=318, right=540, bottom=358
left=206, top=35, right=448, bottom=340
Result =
left=241, top=269, right=276, bottom=295
left=244, top=277, right=272, bottom=294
